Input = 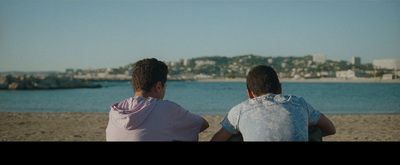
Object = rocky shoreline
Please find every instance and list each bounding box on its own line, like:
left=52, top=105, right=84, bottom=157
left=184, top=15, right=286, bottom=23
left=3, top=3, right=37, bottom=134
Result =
left=0, top=74, right=101, bottom=90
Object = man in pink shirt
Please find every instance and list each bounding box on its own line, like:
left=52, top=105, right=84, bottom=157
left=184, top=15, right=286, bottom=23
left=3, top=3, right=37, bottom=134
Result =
left=106, top=58, right=209, bottom=141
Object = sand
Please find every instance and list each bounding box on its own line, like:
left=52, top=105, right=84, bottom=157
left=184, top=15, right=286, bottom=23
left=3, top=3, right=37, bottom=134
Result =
left=0, top=112, right=399, bottom=141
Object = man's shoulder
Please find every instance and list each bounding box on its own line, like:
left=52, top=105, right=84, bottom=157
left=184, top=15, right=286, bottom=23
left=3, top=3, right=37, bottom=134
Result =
left=155, top=99, right=185, bottom=111
left=229, top=99, right=253, bottom=114
left=285, top=95, right=307, bottom=104
left=154, top=99, right=201, bottom=120
left=249, top=94, right=306, bottom=106
left=157, top=99, right=181, bottom=106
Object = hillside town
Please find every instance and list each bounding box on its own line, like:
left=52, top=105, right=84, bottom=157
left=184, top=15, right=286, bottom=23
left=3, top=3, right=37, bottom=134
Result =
left=1, top=54, right=399, bottom=89
left=43, top=54, right=400, bottom=81
left=165, top=54, right=399, bottom=81
left=64, top=54, right=399, bottom=81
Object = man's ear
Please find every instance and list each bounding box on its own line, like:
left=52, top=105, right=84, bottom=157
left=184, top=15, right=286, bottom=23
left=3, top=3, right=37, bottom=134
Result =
left=247, top=88, right=255, bottom=99
left=154, top=81, right=162, bottom=93
left=277, top=83, right=282, bottom=94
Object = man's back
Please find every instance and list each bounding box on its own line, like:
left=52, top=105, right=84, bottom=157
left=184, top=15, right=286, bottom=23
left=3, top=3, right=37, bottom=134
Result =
left=221, top=93, right=321, bottom=141
left=106, top=96, right=204, bottom=141
left=212, top=65, right=334, bottom=141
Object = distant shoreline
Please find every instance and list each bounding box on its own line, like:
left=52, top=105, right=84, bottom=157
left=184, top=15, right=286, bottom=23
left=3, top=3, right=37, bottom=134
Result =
left=196, top=77, right=400, bottom=83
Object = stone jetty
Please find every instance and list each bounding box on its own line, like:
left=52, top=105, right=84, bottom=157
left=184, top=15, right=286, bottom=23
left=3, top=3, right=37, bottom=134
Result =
left=0, top=74, right=101, bottom=90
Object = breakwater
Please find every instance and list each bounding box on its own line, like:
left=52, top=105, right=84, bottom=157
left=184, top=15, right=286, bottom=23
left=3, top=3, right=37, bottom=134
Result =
left=0, top=74, right=101, bottom=90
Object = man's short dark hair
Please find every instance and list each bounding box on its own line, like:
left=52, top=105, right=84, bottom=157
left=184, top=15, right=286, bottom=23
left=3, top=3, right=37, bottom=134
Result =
left=132, top=58, right=168, bottom=92
left=246, top=65, right=280, bottom=95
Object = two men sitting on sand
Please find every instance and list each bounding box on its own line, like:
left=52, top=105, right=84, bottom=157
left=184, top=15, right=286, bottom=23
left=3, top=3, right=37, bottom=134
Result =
left=106, top=58, right=335, bottom=141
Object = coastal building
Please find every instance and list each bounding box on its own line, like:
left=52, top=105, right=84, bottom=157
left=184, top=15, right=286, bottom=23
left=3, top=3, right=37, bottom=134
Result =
left=195, top=60, right=216, bottom=66
left=193, top=73, right=213, bottom=80
left=382, top=74, right=393, bottom=80
left=352, top=57, right=361, bottom=65
left=268, top=58, right=273, bottom=64
left=373, top=59, right=400, bottom=70
left=336, top=70, right=364, bottom=79
left=313, top=54, right=326, bottom=64
left=183, top=59, right=191, bottom=66
left=169, top=61, right=177, bottom=67
left=281, top=62, right=287, bottom=68
left=318, top=71, right=336, bottom=77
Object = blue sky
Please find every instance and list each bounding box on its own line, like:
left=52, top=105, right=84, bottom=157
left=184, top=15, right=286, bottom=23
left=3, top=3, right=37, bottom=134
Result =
left=1, top=0, right=399, bottom=72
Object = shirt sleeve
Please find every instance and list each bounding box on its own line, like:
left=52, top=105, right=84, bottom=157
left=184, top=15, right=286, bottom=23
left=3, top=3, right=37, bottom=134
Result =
left=176, top=107, right=204, bottom=132
left=220, top=105, right=241, bottom=134
left=302, top=98, right=321, bottom=126
left=165, top=101, right=204, bottom=141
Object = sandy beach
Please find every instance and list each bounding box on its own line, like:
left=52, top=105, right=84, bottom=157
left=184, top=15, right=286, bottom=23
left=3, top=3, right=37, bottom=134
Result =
left=0, top=112, right=399, bottom=141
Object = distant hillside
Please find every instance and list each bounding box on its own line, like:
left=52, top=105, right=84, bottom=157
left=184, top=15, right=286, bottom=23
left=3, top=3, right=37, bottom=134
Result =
left=2, top=54, right=379, bottom=81
left=165, top=54, right=375, bottom=79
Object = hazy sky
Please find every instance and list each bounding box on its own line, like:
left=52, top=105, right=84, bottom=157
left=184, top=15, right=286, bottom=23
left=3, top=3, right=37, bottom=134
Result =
left=1, top=0, right=399, bottom=72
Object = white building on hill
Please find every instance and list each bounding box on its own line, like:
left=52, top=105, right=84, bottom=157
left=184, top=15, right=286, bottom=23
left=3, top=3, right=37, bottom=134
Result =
left=313, top=54, right=326, bottom=64
left=373, top=59, right=400, bottom=69
left=336, top=70, right=364, bottom=79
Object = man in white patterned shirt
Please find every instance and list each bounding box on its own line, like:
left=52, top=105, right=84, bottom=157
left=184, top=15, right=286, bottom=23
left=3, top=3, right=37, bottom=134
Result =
left=211, top=65, right=335, bottom=141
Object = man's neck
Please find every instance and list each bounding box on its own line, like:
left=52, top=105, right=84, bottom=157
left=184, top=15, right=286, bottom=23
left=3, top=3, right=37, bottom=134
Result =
left=134, top=90, right=160, bottom=99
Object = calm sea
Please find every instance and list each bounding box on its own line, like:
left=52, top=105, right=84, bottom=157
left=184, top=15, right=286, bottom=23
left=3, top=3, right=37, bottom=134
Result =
left=0, top=81, right=399, bottom=114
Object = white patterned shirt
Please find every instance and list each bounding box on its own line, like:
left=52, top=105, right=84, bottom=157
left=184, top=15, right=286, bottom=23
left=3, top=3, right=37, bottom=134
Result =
left=221, top=93, right=321, bottom=141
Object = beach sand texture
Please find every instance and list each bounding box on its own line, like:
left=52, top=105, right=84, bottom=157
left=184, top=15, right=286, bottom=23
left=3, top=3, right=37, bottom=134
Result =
left=0, top=112, right=399, bottom=141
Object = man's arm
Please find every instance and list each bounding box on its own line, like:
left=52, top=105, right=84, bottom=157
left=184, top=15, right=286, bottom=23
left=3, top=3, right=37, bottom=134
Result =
left=316, top=113, right=336, bottom=136
left=210, top=127, right=233, bottom=141
left=199, top=118, right=209, bottom=132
